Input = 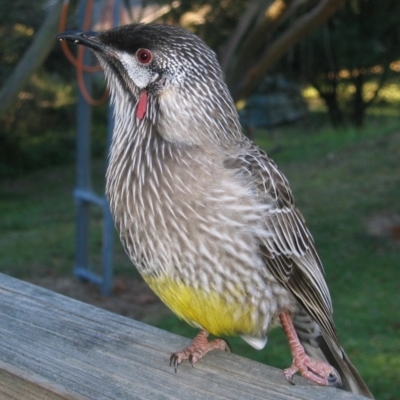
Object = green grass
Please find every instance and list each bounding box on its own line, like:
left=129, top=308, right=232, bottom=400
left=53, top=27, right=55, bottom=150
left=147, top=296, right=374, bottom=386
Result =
left=0, top=161, right=134, bottom=280
left=264, top=117, right=400, bottom=399
left=1, top=113, right=400, bottom=399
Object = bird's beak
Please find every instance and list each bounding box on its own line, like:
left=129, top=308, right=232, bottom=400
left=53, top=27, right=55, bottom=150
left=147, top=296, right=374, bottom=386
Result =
left=56, top=30, right=108, bottom=53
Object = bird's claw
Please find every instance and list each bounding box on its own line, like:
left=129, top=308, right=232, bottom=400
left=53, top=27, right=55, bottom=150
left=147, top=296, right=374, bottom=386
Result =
left=223, top=340, right=232, bottom=353
left=169, top=349, right=200, bottom=372
left=280, top=312, right=341, bottom=388
left=283, top=357, right=341, bottom=387
left=169, top=331, right=231, bottom=373
left=283, top=364, right=298, bottom=385
left=189, top=354, right=194, bottom=367
left=287, top=377, right=296, bottom=386
left=169, top=353, right=182, bottom=373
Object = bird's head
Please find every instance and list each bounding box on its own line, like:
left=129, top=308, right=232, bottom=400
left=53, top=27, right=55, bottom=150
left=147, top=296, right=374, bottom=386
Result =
left=57, top=24, right=241, bottom=145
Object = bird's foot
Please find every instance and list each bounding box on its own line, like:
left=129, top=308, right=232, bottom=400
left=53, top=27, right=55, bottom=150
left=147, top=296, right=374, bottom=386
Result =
left=169, top=330, right=231, bottom=372
left=279, top=311, right=341, bottom=387
left=283, top=352, right=341, bottom=387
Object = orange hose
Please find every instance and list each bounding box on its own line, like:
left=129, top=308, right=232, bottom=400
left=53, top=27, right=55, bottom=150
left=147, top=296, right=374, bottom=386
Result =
left=59, top=0, right=110, bottom=105
left=76, top=45, right=109, bottom=105
left=59, top=1, right=102, bottom=72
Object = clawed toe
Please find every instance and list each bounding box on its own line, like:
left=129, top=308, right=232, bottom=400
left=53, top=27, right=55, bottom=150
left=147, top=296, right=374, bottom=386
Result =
left=222, top=339, right=232, bottom=353
left=283, top=365, right=298, bottom=385
left=169, top=352, right=182, bottom=373
left=169, top=330, right=231, bottom=372
left=327, top=370, right=341, bottom=387
left=284, top=357, right=341, bottom=387
left=279, top=311, right=342, bottom=388
left=188, top=354, right=195, bottom=367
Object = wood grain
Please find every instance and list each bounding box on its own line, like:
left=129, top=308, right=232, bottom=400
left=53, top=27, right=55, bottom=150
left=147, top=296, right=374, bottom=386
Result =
left=0, top=273, right=366, bottom=399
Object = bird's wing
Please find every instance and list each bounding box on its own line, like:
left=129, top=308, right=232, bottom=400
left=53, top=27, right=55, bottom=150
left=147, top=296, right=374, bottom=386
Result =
left=224, top=140, right=339, bottom=344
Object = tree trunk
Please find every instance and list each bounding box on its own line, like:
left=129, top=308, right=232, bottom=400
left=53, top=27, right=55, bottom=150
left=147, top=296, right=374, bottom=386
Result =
left=231, top=0, right=347, bottom=102
left=225, top=0, right=295, bottom=86
left=321, top=91, right=346, bottom=127
left=310, top=76, right=345, bottom=128
left=352, top=72, right=365, bottom=127
left=0, top=0, right=64, bottom=118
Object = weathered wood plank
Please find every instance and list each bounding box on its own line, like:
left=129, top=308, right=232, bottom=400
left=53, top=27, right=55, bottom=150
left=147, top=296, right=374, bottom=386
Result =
left=0, top=273, right=366, bottom=399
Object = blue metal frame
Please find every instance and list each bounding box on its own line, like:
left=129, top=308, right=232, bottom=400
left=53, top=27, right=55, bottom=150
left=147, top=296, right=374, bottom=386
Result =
left=73, top=0, right=119, bottom=295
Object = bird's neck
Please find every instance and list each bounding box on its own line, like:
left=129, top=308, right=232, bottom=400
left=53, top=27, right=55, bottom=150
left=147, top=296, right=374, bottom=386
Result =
left=105, top=84, right=243, bottom=216
left=105, top=93, right=192, bottom=218
left=156, top=81, right=243, bottom=146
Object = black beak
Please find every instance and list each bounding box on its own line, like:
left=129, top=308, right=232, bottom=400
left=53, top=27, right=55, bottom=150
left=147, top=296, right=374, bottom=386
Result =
left=56, top=30, right=107, bottom=53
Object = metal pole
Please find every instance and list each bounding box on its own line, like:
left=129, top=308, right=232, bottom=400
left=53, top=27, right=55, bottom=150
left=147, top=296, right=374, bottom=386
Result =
left=74, top=0, right=92, bottom=282
left=73, top=0, right=120, bottom=294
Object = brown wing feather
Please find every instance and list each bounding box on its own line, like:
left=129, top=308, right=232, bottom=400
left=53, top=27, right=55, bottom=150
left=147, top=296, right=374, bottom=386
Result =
left=226, top=140, right=340, bottom=345
left=227, top=140, right=373, bottom=398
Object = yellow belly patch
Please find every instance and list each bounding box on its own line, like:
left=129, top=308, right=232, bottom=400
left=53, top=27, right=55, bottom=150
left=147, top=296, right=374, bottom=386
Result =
left=143, top=275, right=257, bottom=337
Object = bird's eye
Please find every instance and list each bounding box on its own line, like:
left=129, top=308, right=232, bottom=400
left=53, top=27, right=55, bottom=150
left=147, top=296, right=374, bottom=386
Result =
left=136, top=49, right=152, bottom=64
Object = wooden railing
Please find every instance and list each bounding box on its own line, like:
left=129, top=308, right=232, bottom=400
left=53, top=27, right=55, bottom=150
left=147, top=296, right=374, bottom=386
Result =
left=0, top=273, right=366, bottom=399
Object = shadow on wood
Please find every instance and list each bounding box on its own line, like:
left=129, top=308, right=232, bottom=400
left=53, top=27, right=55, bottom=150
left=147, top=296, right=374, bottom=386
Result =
left=0, top=273, right=366, bottom=400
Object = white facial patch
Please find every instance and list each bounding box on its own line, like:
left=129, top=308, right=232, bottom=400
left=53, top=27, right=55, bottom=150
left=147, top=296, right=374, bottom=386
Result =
left=119, top=52, right=153, bottom=89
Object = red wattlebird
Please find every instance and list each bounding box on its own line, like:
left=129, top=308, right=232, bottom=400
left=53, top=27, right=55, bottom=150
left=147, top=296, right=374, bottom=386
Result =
left=57, top=24, right=373, bottom=398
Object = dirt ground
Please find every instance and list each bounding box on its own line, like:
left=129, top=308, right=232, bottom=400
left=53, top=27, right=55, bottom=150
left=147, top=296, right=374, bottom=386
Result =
left=365, top=212, right=400, bottom=242
left=28, top=275, right=172, bottom=324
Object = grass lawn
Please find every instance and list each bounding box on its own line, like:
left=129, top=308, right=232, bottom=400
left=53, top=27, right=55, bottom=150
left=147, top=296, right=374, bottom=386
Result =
left=1, top=113, right=399, bottom=399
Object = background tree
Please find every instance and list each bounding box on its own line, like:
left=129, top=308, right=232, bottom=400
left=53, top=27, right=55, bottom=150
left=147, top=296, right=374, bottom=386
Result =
left=168, top=0, right=347, bottom=101
left=2, top=0, right=399, bottom=175
left=173, top=0, right=400, bottom=127
left=287, top=0, right=400, bottom=127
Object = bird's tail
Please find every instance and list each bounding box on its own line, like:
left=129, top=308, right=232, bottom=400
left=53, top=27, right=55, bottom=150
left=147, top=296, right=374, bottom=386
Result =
left=294, top=310, right=374, bottom=398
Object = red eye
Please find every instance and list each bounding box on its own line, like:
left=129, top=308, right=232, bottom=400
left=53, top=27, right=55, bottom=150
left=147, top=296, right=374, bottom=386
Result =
left=136, top=49, right=152, bottom=64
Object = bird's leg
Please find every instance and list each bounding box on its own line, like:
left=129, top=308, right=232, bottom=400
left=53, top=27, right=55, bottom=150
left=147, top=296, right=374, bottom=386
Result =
left=279, top=311, right=341, bottom=387
left=170, top=330, right=231, bottom=372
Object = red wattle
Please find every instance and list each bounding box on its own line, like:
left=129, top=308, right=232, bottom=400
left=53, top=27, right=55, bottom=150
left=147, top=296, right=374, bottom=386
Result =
left=136, top=91, right=148, bottom=120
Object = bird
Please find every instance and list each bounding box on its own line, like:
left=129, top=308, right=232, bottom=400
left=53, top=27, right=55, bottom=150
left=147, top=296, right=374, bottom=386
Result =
left=57, top=24, right=373, bottom=397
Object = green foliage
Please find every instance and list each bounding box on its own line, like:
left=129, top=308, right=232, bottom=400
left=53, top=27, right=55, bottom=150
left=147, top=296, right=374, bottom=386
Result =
left=0, top=0, right=106, bottom=176
left=288, top=0, right=400, bottom=126
left=0, top=0, right=47, bottom=85
left=0, top=69, right=109, bottom=177
left=0, top=72, right=75, bottom=177
left=330, top=0, right=399, bottom=70
left=2, top=0, right=400, bottom=175
left=168, top=0, right=250, bottom=49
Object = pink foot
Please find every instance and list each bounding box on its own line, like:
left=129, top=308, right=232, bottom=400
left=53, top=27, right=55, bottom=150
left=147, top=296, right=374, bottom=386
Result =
left=170, top=330, right=231, bottom=372
left=280, top=311, right=341, bottom=387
